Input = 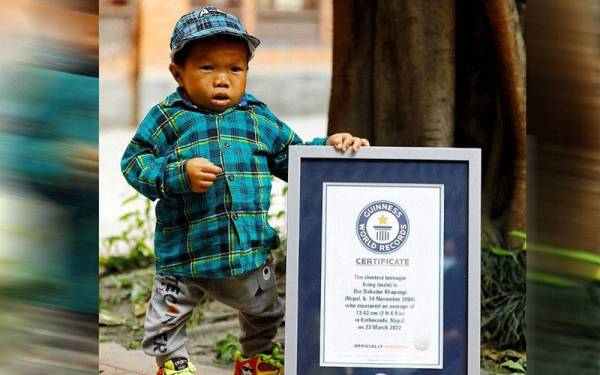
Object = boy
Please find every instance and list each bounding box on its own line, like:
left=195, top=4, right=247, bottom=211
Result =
left=121, top=6, right=369, bottom=375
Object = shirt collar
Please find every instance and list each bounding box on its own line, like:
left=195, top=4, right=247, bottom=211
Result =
left=164, top=87, right=252, bottom=113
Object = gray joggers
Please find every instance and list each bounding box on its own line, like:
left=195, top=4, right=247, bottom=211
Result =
left=141, top=261, right=284, bottom=366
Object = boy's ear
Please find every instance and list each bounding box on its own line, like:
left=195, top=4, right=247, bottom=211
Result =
left=169, top=63, right=184, bottom=86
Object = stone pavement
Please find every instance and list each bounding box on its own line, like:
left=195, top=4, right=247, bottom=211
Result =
left=100, top=342, right=494, bottom=375
left=99, top=343, right=230, bottom=375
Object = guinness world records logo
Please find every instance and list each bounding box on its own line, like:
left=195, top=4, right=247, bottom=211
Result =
left=356, top=200, right=410, bottom=254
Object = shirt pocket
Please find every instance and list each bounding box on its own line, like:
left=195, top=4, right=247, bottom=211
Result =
left=175, top=138, right=224, bottom=171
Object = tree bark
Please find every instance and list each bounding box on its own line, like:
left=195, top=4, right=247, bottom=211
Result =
left=329, top=0, right=455, bottom=147
left=329, top=0, right=526, bottom=248
left=485, top=0, right=527, bottom=245
left=328, top=0, right=375, bottom=140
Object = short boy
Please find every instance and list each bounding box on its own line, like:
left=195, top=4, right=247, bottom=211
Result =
left=121, top=6, right=369, bottom=375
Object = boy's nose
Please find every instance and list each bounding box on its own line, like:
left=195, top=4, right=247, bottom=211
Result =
left=214, top=73, right=229, bottom=87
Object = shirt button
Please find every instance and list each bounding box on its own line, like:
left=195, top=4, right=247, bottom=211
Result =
left=223, top=143, right=230, bottom=149
left=231, top=213, right=238, bottom=220
left=228, top=175, right=234, bottom=181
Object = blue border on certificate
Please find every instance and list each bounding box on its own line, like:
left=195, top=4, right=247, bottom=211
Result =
left=296, top=159, right=469, bottom=375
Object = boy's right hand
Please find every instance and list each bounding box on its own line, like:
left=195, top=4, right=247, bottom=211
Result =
left=185, top=157, right=223, bottom=193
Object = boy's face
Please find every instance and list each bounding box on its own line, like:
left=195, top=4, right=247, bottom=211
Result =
left=170, top=37, right=248, bottom=113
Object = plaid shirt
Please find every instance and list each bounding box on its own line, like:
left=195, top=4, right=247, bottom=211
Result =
left=121, top=88, right=327, bottom=278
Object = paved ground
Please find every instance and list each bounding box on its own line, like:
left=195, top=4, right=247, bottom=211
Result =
left=99, top=343, right=230, bottom=375
left=99, top=342, right=493, bottom=375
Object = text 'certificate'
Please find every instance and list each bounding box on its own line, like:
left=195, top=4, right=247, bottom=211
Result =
left=320, top=183, right=444, bottom=368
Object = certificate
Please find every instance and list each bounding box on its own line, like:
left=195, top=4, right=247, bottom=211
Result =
left=320, top=183, right=444, bottom=368
left=285, top=146, right=481, bottom=375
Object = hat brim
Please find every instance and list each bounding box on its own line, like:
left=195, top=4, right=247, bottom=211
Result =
left=170, top=30, right=261, bottom=61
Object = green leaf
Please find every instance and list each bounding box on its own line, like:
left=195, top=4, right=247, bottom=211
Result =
left=214, top=332, right=240, bottom=364
left=186, top=309, right=204, bottom=330
left=501, top=359, right=525, bottom=372
left=122, top=193, right=139, bottom=206
left=485, top=246, right=518, bottom=262
left=127, top=340, right=142, bottom=350
left=119, top=212, right=135, bottom=222
left=508, top=230, right=527, bottom=240
left=115, top=276, right=131, bottom=288
left=130, top=282, right=150, bottom=304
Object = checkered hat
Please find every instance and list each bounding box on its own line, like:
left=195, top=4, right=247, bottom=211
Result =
left=170, top=6, right=260, bottom=60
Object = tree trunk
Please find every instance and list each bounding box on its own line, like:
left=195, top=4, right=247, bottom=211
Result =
left=328, top=1, right=376, bottom=141
left=329, top=0, right=455, bottom=147
left=329, top=0, right=526, bottom=248
left=485, top=0, right=527, bottom=246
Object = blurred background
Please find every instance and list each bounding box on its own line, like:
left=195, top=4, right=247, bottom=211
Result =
left=527, top=1, right=600, bottom=374
left=0, top=0, right=98, bottom=373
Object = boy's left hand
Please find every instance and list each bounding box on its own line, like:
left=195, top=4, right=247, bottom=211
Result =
left=326, top=133, right=370, bottom=153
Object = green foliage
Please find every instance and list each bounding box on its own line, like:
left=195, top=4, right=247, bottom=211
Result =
left=214, top=332, right=240, bottom=364
left=130, top=279, right=152, bottom=317
left=100, top=193, right=155, bottom=274
left=482, top=348, right=527, bottom=374
left=268, top=182, right=288, bottom=263
left=186, top=308, right=205, bottom=330
left=271, top=237, right=288, bottom=265
left=130, top=280, right=151, bottom=303
left=132, top=323, right=144, bottom=335
left=128, top=339, right=142, bottom=350
left=113, top=275, right=132, bottom=288
left=501, top=357, right=526, bottom=374
left=481, top=231, right=526, bottom=351
left=99, top=309, right=126, bottom=326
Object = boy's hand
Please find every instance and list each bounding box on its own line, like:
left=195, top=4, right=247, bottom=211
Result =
left=326, top=133, right=370, bottom=153
left=185, top=157, right=223, bottom=193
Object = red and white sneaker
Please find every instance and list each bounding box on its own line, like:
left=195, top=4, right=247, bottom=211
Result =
left=233, top=343, right=284, bottom=375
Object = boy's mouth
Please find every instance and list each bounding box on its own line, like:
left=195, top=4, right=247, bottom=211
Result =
left=211, top=93, right=230, bottom=106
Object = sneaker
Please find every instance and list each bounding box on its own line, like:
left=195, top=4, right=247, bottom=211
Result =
left=157, top=358, right=197, bottom=375
left=234, top=343, right=284, bottom=375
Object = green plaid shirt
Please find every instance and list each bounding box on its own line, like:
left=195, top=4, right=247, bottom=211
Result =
left=121, top=89, right=327, bottom=278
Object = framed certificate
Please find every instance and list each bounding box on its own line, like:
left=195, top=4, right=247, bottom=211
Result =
left=285, top=146, right=481, bottom=375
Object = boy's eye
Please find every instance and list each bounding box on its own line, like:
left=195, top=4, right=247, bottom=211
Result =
left=199, top=65, right=213, bottom=71
left=231, top=66, right=243, bottom=72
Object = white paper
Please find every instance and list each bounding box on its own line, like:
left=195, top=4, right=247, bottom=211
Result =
left=320, top=183, right=444, bottom=368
